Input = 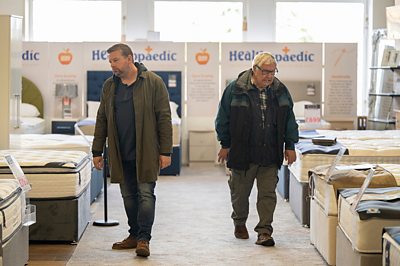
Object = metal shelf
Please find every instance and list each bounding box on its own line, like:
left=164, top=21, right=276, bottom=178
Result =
left=368, top=118, right=396, bottom=124
left=368, top=92, right=400, bottom=97
left=370, top=66, right=400, bottom=71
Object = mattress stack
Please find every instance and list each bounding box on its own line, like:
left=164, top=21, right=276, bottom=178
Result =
left=309, top=164, right=399, bottom=265
left=0, top=179, right=24, bottom=244
left=0, top=179, right=29, bottom=266
left=336, top=187, right=400, bottom=266
left=382, top=227, right=400, bottom=266
left=0, top=150, right=92, bottom=242
left=288, top=130, right=400, bottom=226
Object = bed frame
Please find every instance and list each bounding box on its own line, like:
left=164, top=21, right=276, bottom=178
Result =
left=22, top=76, right=44, bottom=118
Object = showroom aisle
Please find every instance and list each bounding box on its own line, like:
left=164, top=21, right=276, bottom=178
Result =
left=65, top=164, right=325, bottom=266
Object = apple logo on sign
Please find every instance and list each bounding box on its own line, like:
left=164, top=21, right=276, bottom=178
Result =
left=58, top=49, right=73, bottom=65
left=195, top=49, right=210, bottom=65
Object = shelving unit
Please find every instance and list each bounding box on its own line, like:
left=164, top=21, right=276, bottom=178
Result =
left=368, top=66, right=400, bottom=129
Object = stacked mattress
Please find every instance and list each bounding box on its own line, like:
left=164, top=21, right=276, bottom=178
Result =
left=288, top=129, right=400, bottom=226
left=336, top=187, right=400, bottom=265
left=0, top=179, right=29, bottom=266
left=9, top=134, right=94, bottom=154
left=383, top=227, right=400, bottom=266
left=0, top=179, right=24, bottom=244
left=309, top=164, right=399, bottom=265
left=0, top=150, right=91, bottom=242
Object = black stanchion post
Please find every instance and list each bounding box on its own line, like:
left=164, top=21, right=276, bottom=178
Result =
left=93, top=144, right=119, bottom=226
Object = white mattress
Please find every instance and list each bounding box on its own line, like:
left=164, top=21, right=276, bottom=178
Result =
left=9, top=134, right=93, bottom=154
left=11, top=117, right=45, bottom=134
left=76, top=116, right=182, bottom=146
left=297, top=119, right=331, bottom=130
left=338, top=187, right=400, bottom=253
left=316, top=129, right=400, bottom=140
left=0, top=179, right=24, bottom=244
left=0, top=150, right=91, bottom=199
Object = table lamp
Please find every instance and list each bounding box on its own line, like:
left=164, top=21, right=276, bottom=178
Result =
left=55, top=83, right=78, bottom=118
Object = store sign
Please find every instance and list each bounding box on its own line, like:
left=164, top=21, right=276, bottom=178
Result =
left=228, top=46, right=315, bottom=63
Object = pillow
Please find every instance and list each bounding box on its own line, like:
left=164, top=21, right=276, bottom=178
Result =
left=21, top=103, right=40, bottom=117
left=87, top=101, right=100, bottom=118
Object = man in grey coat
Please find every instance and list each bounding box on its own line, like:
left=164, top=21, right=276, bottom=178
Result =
left=92, top=43, right=172, bottom=257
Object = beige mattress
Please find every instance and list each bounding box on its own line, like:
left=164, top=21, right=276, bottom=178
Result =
left=338, top=187, right=400, bottom=253
left=310, top=164, right=399, bottom=216
left=9, top=134, right=93, bottom=154
left=310, top=199, right=337, bottom=265
left=382, top=227, right=400, bottom=266
left=0, top=150, right=91, bottom=199
left=309, top=165, right=398, bottom=265
left=0, top=179, right=24, bottom=244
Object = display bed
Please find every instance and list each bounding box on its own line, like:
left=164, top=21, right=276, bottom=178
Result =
left=309, top=164, right=399, bottom=265
left=288, top=129, right=400, bottom=226
left=9, top=134, right=103, bottom=203
left=0, top=150, right=91, bottom=242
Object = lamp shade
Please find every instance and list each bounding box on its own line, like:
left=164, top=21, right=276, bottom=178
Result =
left=55, top=83, right=78, bottom=98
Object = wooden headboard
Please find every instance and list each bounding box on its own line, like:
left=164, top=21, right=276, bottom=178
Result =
left=22, top=76, right=44, bottom=118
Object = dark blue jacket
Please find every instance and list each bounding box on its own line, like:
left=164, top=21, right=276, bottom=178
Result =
left=215, top=69, right=299, bottom=170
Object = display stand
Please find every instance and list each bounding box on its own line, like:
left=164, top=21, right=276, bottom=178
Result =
left=93, top=145, right=119, bottom=227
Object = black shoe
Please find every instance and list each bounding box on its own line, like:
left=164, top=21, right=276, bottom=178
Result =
left=255, top=233, right=275, bottom=246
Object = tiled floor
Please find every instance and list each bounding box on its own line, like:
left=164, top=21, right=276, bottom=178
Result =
left=28, top=164, right=326, bottom=266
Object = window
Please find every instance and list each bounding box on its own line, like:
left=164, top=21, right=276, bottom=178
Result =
left=31, top=0, right=121, bottom=42
left=276, top=1, right=365, bottom=115
left=276, top=2, right=364, bottom=43
left=154, top=1, right=243, bottom=42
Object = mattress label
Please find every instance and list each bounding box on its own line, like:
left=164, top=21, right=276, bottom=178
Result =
left=325, top=146, right=347, bottom=181
left=351, top=168, right=375, bottom=212
left=4, top=154, right=32, bottom=193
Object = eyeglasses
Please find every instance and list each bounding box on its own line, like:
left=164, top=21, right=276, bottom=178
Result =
left=255, top=65, right=278, bottom=76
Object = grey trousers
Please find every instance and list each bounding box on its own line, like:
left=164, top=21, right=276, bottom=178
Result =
left=229, top=163, right=278, bottom=235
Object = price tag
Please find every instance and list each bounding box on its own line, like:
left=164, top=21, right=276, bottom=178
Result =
left=304, top=104, right=321, bottom=127
left=4, top=155, right=31, bottom=193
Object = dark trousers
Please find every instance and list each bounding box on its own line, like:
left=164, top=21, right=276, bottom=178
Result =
left=119, top=160, right=156, bottom=241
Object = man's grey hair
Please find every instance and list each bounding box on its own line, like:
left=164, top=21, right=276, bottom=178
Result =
left=107, top=43, right=134, bottom=58
left=252, top=52, right=276, bottom=68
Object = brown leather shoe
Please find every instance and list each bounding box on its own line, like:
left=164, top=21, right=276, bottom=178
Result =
left=234, top=225, right=249, bottom=239
left=136, top=240, right=150, bottom=257
left=255, top=233, right=275, bottom=246
left=112, top=236, right=137, bottom=250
